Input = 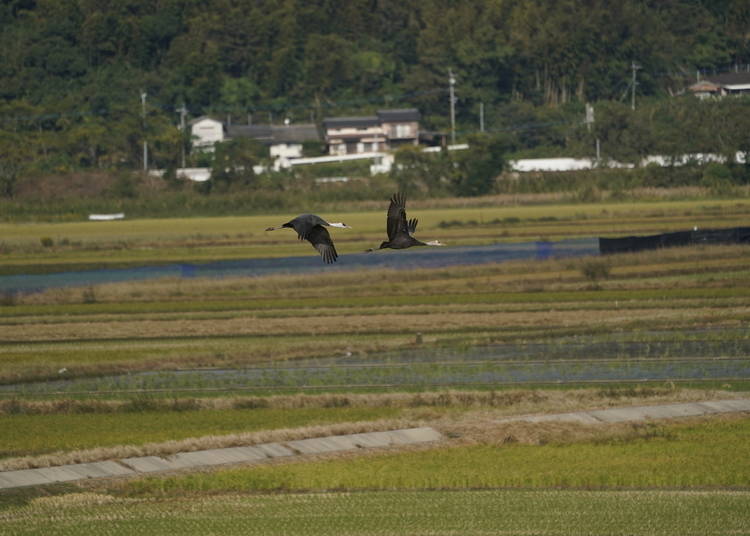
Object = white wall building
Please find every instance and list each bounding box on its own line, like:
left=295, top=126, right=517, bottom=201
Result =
left=322, top=109, right=421, bottom=156
left=189, top=117, right=224, bottom=152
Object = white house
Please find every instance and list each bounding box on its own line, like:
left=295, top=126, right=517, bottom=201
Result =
left=377, top=109, right=421, bottom=149
left=322, top=116, right=385, bottom=155
left=322, top=109, right=421, bottom=156
left=189, top=116, right=224, bottom=151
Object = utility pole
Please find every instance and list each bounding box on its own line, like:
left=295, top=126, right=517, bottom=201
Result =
left=141, top=91, right=148, bottom=172
left=630, top=61, right=641, bottom=111
left=449, top=68, right=456, bottom=145
left=176, top=103, right=187, bottom=169
left=585, top=103, right=594, bottom=133
left=585, top=103, right=600, bottom=166
left=479, top=102, right=484, bottom=132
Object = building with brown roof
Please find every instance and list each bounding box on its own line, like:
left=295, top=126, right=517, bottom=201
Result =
left=688, top=71, right=750, bottom=99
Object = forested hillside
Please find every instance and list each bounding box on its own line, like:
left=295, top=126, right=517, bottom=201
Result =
left=1, top=0, right=749, bottom=202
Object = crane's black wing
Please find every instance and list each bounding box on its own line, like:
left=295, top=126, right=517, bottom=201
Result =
left=305, top=224, right=338, bottom=263
left=407, top=218, right=418, bottom=234
left=386, top=193, right=411, bottom=241
left=288, top=214, right=327, bottom=240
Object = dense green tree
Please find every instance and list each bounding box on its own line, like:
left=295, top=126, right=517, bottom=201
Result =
left=506, top=0, right=732, bottom=104
left=302, top=34, right=353, bottom=97
left=391, top=145, right=455, bottom=195
left=209, top=137, right=261, bottom=191
left=0, top=0, right=749, bottom=184
left=218, top=77, right=261, bottom=120
left=405, top=1, right=514, bottom=124
left=0, top=127, right=33, bottom=197
left=491, top=101, right=577, bottom=156
left=593, top=101, right=653, bottom=165
left=710, top=98, right=750, bottom=181
left=351, top=50, right=398, bottom=95
left=451, top=133, right=511, bottom=196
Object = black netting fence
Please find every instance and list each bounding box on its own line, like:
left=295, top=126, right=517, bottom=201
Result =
left=599, top=227, right=750, bottom=254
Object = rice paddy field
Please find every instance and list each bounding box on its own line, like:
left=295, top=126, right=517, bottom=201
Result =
left=2, top=489, right=749, bottom=535
left=2, top=194, right=750, bottom=534
left=1, top=196, right=749, bottom=274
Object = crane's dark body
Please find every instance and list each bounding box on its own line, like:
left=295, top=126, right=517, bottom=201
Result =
left=376, top=193, right=428, bottom=250
left=266, top=213, right=346, bottom=263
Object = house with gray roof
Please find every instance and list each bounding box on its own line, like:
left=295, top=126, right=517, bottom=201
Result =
left=688, top=71, right=750, bottom=99
left=188, top=117, right=321, bottom=160
left=322, top=108, right=421, bottom=155
left=227, top=123, right=321, bottom=159
left=188, top=109, right=421, bottom=162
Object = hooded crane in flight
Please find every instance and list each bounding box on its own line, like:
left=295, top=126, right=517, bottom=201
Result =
left=367, top=193, right=444, bottom=252
left=266, top=214, right=351, bottom=263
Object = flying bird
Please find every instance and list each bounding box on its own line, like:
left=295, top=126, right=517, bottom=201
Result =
left=367, top=193, right=444, bottom=251
left=266, top=214, right=351, bottom=263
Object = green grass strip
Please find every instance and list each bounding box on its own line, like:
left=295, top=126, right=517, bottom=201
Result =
left=0, top=406, right=400, bottom=459
left=5, top=287, right=750, bottom=318
left=2, top=489, right=749, bottom=535
left=128, top=416, right=750, bottom=494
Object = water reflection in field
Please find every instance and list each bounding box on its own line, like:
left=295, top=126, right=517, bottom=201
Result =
left=1, top=238, right=598, bottom=294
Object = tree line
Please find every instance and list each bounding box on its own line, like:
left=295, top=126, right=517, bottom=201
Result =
left=1, top=0, right=749, bottom=197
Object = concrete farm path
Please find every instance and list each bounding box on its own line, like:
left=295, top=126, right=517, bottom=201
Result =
left=1, top=399, right=749, bottom=491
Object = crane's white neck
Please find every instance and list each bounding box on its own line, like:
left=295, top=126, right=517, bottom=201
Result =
left=425, top=240, right=445, bottom=246
left=328, top=222, right=351, bottom=229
